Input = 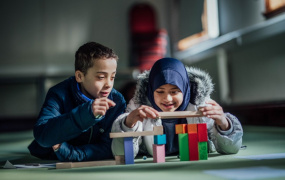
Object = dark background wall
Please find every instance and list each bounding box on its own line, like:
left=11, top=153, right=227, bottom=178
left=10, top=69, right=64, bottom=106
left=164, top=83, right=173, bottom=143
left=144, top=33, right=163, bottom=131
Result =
left=1, top=0, right=284, bottom=131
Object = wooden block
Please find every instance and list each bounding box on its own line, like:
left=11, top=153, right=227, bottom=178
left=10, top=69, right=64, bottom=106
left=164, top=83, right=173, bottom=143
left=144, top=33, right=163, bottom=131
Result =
left=154, top=134, right=166, bottom=145
left=124, top=137, right=134, bottom=164
left=178, top=133, right=189, bottom=161
left=159, top=111, right=203, bottom=119
left=110, top=126, right=163, bottom=138
left=187, top=124, right=197, bottom=133
left=115, top=155, right=125, bottom=165
left=198, top=142, right=208, bottom=160
left=188, top=133, right=199, bottom=161
left=56, top=160, right=117, bottom=169
left=197, top=123, right=208, bottom=142
left=175, top=124, right=187, bottom=134
left=153, top=144, right=165, bottom=163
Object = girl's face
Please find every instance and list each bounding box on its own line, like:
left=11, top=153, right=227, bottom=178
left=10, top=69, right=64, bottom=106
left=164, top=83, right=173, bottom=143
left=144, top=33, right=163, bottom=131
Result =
left=153, top=84, right=183, bottom=112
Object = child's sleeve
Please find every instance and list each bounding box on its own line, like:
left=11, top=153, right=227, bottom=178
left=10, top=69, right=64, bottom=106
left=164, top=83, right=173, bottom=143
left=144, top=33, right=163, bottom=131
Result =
left=207, top=113, right=243, bottom=154
left=111, top=99, right=143, bottom=158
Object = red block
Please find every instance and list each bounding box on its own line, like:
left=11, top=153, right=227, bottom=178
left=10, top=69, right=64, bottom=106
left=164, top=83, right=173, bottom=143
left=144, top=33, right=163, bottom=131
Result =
left=198, top=123, right=208, bottom=142
left=188, top=133, right=199, bottom=161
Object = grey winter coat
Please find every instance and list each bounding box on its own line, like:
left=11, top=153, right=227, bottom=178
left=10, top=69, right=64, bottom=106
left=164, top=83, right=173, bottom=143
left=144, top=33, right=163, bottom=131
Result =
left=111, top=67, right=243, bottom=157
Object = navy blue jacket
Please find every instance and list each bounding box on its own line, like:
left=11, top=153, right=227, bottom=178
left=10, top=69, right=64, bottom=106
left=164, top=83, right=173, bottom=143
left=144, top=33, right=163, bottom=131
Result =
left=28, top=76, right=126, bottom=162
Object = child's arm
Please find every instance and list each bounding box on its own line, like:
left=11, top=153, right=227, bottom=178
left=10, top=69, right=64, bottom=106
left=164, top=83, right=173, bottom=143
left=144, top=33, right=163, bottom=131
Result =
left=198, top=99, right=243, bottom=154
left=34, top=91, right=115, bottom=148
left=199, top=99, right=229, bottom=130
left=124, top=105, right=159, bottom=128
left=111, top=99, right=159, bottom=157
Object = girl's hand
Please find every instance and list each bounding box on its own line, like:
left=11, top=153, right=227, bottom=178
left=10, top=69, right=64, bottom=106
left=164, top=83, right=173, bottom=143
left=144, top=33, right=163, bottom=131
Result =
left=125, top=105, right=160, bottom=128
left=92, top=98, right=116, bottom=118
left=199, top=99, right=230, bottom=131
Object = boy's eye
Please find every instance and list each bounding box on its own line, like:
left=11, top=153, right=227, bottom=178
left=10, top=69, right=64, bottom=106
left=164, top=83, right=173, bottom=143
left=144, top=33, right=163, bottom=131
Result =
left=97, top=76, right=105, bottom=79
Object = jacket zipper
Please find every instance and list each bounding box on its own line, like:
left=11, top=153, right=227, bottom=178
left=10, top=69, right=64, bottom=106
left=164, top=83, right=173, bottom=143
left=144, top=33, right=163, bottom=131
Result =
left=88, top=126, right=93, bottom=144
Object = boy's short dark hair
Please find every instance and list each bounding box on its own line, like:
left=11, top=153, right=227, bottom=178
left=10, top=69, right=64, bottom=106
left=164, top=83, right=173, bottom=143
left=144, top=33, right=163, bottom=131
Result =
left=75, top=42, right=118, bottom=75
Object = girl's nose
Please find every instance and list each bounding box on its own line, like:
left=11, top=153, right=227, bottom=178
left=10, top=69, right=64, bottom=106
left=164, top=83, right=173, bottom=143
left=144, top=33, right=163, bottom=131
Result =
left=165, top=94, right=173, bottom=101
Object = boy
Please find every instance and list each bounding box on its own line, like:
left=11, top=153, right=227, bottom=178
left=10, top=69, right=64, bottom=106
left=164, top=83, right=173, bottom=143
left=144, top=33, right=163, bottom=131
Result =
left=28, top=42, right=126, bottom=162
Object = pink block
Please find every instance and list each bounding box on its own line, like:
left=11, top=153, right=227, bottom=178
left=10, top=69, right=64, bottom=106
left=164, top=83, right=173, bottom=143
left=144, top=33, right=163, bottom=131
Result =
left=152, top=144, right=165, bottom=163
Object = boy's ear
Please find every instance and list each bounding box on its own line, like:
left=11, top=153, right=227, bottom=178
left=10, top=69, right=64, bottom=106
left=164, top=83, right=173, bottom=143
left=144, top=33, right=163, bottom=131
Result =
left=75, top=70, right=84, bottom=83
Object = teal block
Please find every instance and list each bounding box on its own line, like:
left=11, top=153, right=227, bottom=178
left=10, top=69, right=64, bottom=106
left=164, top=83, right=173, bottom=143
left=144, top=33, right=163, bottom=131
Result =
left=154, top=134, right=166, bottom=145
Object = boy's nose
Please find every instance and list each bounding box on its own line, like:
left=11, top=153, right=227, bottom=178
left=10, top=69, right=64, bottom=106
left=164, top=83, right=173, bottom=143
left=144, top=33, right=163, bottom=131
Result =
left=105, top=79, right=113, bottom=88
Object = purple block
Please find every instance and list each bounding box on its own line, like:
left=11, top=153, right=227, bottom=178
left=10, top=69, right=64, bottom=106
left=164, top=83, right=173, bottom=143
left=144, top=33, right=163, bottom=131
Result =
left=124, top=137, right=134, bottom=164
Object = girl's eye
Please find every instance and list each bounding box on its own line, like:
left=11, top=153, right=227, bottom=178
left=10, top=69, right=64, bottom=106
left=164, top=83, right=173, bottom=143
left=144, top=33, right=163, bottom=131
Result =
left=111, top=76, right=116, bottom=80
left=98, top=76, right=105, bottom=79
left=156, top=91, right=164, bottom=94
left=171, top=90, right=181, bottom=94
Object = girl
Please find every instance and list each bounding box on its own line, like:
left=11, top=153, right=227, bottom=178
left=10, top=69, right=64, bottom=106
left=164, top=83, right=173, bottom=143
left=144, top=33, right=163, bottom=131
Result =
left=111, top=58, right=243, bottom=157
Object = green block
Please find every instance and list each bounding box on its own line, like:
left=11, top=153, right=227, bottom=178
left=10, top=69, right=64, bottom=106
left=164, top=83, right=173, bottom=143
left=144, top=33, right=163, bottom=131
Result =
left=178, top=133, right=189, bottom=161
left=198, top=142, right=208, bottom=160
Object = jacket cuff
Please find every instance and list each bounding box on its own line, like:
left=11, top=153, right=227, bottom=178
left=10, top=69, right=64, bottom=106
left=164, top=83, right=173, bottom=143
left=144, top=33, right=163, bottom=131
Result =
left=216, top=117, right=233, bottom=136
left=121, top=116, right=139, bottom=132
left=54, top=142, right=68, bottom=162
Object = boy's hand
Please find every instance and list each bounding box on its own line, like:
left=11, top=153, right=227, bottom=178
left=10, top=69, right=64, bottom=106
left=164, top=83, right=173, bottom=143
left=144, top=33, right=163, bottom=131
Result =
left=125, top=105, right=160, bottom=128
left=199, top=99, right=230, bottom=131
left=92, top=98, right=116, bottom=118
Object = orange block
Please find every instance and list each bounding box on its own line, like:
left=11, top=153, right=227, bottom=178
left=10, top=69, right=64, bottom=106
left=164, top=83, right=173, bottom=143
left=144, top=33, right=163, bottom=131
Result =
left=187, top=124, right=197, bottom=133
left=175, top=124, right=187, bottom=134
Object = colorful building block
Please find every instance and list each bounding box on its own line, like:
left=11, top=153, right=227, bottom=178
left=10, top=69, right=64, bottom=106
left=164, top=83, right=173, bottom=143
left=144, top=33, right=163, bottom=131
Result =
left=153, top=144, right=165, bottom=163
left=197, top=123, right=208, bottom=142
left=154, top=134, right=166, bottom=145
left=198, top=142, right=208, bottom=160
left=178, top=133, right=189, bottom=161
left=187, top=124, right=197, bottom=133
left=124, top=137, right=134, bottom=164
left=175, top=124, right=187, bottom=134
left=188, top=133, right=199, bottom=161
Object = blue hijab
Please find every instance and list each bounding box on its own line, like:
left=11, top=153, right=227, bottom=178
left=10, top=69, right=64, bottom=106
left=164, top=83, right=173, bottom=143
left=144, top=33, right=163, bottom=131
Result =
left=147, top=58, right=191, bottom=155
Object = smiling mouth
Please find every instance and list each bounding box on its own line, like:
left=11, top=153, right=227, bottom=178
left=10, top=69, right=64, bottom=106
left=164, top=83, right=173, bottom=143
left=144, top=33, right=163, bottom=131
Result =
left=100, top=92, right=109, bottom=97
left=162, top=103, right=175, bottom=108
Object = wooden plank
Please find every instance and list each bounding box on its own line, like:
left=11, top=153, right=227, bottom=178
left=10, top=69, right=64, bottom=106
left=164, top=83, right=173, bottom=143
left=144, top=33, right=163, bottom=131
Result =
left=110, top=126, right=163, bottom=138
left=158, top=111, right=204, bottom=119
left=56, top=160, right=117, bottom=169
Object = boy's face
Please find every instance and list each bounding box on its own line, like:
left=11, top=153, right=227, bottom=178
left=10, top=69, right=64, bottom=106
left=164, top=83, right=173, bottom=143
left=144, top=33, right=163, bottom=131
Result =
left=75, top=58, right=117, bottom=99
left=153, top=84, right=183, bottom=112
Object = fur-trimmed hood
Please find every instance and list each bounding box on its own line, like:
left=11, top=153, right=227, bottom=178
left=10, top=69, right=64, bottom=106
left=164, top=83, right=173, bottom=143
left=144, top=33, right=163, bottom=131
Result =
left=133, top=66, right=214, bottom=106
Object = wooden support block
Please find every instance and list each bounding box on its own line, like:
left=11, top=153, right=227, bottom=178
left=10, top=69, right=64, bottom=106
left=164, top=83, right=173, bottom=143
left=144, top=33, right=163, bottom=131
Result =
left=187, top=124, right=197, bottom=133
left=153, top=144, right=165, bottom=163
left=124, top=137, right=134, bottom=164
left=115, top=155, right=125, bottom=165
left=197, top=123, right=208, bottom=142
left=56, top=160, right=117, bottom=169
left=154, top=134, right=166, bottom=145
left=178, top=133, right=189, bottom=161
left=198, top=142, right=208, bottom=160
left=110, top=126, right=163, bottom=138
left=175, top=124, right=187, bottom=134
left=188, top=133, right=199, bottom=161
left=159, top=111, right=203, bottom=119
